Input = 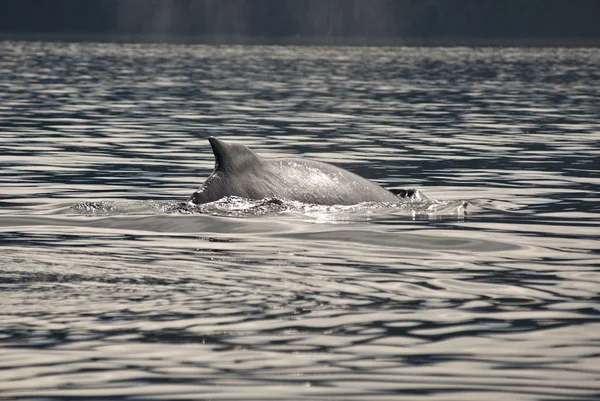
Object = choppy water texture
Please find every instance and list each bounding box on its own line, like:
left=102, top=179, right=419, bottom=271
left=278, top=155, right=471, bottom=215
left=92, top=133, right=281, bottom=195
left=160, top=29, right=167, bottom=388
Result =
left=1, top=42, right=600, bottom=400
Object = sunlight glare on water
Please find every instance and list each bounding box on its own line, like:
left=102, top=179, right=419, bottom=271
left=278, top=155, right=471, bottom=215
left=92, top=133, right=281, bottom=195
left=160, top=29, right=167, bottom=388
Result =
left=0, top=42, right=599, bottom=400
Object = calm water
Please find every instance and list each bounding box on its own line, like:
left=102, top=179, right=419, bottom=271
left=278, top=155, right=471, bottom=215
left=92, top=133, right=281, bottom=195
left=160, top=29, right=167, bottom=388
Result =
left=1, top=41, right=599, bottom=400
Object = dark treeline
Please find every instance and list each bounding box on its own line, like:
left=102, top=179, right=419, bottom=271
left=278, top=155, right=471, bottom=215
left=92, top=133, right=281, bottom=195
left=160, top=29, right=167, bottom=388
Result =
left=1, top=0, right=599, bottom=45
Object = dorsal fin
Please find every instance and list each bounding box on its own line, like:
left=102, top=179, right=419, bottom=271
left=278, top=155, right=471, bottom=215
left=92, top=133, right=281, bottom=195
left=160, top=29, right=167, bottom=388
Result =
left=209, top=137, right=262, bottom=173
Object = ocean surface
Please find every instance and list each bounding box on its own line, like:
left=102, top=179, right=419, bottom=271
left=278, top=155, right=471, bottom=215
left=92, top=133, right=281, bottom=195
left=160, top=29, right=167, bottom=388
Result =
left=1, top=41, right=599, bottom=400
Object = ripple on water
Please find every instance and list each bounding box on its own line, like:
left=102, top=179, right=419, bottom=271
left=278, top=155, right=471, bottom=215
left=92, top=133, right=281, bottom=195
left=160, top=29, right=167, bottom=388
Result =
left=1, top=42, right=600, bottom=400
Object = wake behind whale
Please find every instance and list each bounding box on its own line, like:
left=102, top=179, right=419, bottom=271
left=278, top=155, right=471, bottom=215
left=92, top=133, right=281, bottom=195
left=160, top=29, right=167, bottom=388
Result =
left=68, top=196, right=469, bottom=221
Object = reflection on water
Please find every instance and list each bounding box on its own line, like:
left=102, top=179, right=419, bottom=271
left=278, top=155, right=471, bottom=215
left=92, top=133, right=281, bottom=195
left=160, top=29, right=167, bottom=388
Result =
left=0, top=42, right=599, bottom=400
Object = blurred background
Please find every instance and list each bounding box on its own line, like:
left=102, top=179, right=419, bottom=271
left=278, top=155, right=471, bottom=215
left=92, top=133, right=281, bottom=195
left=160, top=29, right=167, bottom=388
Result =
left=1, top=0, right=599, bottom=46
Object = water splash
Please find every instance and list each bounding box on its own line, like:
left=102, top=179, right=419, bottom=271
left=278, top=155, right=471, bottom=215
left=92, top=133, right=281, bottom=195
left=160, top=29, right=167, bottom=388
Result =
left=67, top=195, right=469, bottom=221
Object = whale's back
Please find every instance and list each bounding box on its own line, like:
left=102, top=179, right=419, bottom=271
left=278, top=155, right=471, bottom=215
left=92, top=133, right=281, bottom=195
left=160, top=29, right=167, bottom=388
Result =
left=189, top=137, right=400, bottom=206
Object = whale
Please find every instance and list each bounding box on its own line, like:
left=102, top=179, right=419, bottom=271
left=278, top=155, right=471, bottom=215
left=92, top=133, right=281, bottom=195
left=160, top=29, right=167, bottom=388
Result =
left=188, top=137, right=425, bottom=206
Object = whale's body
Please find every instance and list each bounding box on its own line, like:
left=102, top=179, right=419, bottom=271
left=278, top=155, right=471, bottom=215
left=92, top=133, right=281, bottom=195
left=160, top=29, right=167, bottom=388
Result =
left=188, top=137, right=421, bottom=206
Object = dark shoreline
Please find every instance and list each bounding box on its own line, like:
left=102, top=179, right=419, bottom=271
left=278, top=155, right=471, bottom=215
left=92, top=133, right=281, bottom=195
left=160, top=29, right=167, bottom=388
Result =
left=2, top=32, right=599, bottom=47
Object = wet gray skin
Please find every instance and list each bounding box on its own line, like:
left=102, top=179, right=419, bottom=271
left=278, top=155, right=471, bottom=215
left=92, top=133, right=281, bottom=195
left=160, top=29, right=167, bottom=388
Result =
left=188, top=137, right=423, bottom=206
